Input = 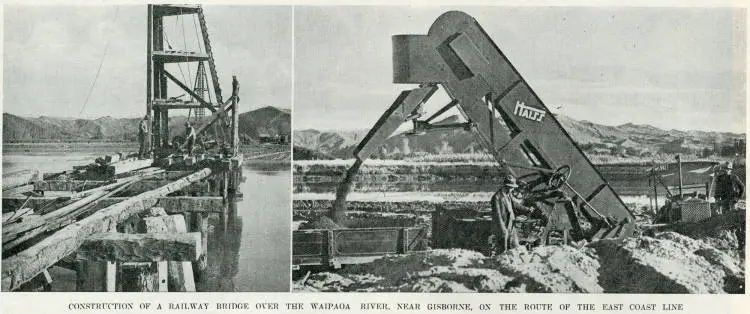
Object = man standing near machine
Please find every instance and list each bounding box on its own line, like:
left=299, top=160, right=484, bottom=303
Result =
left=183, top=121, right=197, bottom=156
left=715, top=162, right=745, bottom=214
left=490, top=175, right=535, bottom=255
left=138, top=115, right=149, bottom=159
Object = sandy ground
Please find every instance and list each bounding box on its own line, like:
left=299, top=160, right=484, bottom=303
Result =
left=294, top=217, right=745, bottom=293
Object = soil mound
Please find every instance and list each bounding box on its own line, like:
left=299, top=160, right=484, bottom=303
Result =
left=294, top=247, right=602, bottom=293
left=590, top=233, right=726, bottom=293
left=492, top=246, right=603, bottom=293
left=294, top=249, right=514, bottom=292
left=294, top=217, right=745, bottom=293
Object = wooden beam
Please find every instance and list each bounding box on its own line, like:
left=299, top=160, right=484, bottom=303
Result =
left=1, top=168, right=212, bottom=291
left=18, top=269, right=53, bottom=292
left=32, top=172, right=195, bottom=192
left=76, top=159, right=155, bottom=181
left=77, top=232, right=200, bottom=262
left=124, top=180, right=211, bottom=195
left=3, top=208, right=33, bottom=225
left=158, top=196, right=223, bottom=214
left=106, top=261, right=116, bottom=292
left=144, top=207, right=167, bottom=217
left=108, top=159, right=155, bottom=176
left=3, top=196, right=223, bottom=213
left=153, top=102, right=207, bottom=110
left=142, top=214, right=196, bottom=291
left=1, top=214, right=45, bottom=245
left=195, top=100, right=233, bottom=136
left=76, top=223, right=116, bottom=292
left=231, top=77, right=239, bottom=155
left=189, top=212, right=209, bottom=275
left=162, top=70, right=215, bottom=112
left=3, top=179, right=137, bottom=251
left=2, top=185, right=34, bottom=197
left=35, top=180, right=108, bottom=192
left=117, top=203, right=165, bottom=292
left=3, top=170, right=40, bottom=190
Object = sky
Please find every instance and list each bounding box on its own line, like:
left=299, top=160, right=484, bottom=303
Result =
left=294, top=6, right=747, bottom=133
left=3, top=5, right=293, bottom=118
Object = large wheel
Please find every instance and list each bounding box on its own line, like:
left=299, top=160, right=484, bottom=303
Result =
left=547, top=165, right=572, bottom=189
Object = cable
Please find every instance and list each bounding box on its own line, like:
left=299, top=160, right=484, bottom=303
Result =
left=179, top=13, right=193, bottom=91
left=79, top=6, right=119, bottom=115
left=163, top=25, right=190, bottom=97
left=192, top=14, right=203, bottom=54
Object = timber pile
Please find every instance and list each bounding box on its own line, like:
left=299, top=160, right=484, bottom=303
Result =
left=2, top=168, right=165, bottom=252
left=2, top=153, right=152, bottom=199
left=2, top=167, right=213, bottom=291
left=76, top=155, right=155, bottom=181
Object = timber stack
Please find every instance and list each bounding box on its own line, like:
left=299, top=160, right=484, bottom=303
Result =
left=1, top=151, right=243, bottom=291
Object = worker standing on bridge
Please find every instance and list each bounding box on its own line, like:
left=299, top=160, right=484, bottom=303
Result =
left=138, top=115, right=149, bottom=159
left=490, top=175, right=534, bottom=255
left=715, top=162, right=744, bottom=214
left=183, top=121, right=197, bottom=156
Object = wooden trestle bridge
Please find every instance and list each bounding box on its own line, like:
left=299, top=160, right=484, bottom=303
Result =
left=2, top=4, right=245, bottom=292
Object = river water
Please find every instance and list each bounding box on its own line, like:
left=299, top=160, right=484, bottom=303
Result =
left=3, top=153, right=290, bottom=292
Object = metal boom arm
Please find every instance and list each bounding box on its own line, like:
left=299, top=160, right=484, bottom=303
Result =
left=332, top=11, right=635, bottom=241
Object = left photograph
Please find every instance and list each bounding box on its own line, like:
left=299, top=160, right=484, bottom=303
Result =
left=2, top=5, right=292, bottom=292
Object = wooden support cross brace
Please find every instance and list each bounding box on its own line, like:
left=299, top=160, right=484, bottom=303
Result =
left=78, top=232, right=201, bottom=262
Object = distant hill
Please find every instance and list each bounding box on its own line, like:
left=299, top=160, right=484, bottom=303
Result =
left=294, top=114, right=745, bottom=159
left=292, top=128, right=369, bottom=158
left=238, top=106, right=291, bottom=139
left=2, top=106, right=291, bottom=143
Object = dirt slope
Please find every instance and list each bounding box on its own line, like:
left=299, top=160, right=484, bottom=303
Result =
left=295, top=229, right=744, bottom=293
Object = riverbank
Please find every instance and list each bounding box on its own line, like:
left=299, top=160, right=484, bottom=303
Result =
left=3, top=142, right=290, bottom=161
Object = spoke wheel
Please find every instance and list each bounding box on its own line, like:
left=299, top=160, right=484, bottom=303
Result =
left=547, top=165, right=572, bottom=189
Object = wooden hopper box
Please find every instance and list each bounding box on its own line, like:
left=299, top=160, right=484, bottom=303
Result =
left=293, top=226, right=428, bottom=268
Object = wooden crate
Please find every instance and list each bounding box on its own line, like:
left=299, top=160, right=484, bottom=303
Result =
left=292, top=226, right=428, bottom=268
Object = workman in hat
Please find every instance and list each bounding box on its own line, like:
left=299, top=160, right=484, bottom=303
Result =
left=138, top=115, right=149, bottom=159
left=715, top=162, right=744, bottom=214
left=183, top=121, right=197, bottom=156
left=490, top=175, right=534, bottom=255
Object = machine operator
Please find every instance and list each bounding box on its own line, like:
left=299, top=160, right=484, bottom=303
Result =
left=490, top=175, right=534, bottom=255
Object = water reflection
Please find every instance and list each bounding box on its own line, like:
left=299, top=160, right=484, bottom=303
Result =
left=199, top=162, right=291, bottom=292
left=4, top=154, right=290, bottom=292
left=197, top=199, right=243, bottom=291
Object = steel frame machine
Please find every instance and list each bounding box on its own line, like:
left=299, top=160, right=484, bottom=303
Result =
left=333, top=11, right=637, bottom=246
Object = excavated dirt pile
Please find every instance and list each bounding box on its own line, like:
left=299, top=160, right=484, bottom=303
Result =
left=295, top=230, right=744, bottom=293
left=590, top=233, right=728, bottom=293
left=492, top=246, right=603, bottom=293
left=294, top=247, right=603, bottom=293
left=296, top=249, right=512, bottom=292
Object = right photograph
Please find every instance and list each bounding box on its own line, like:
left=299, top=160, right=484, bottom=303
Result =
left=292, top=6, right=746, bottom=293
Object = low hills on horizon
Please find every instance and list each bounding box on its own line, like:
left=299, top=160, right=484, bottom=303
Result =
left=3, top=106, right=291, bottom=144
left=294, top=113, right=746, bottom=160
left=4, top=108, right=745, bottom=161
